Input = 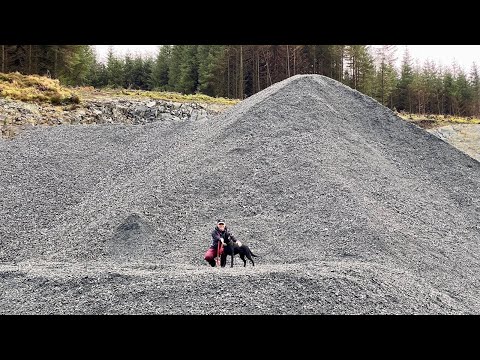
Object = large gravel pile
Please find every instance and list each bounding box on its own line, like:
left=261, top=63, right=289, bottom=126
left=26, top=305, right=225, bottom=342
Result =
left=1, top=74, right=480, bottom=314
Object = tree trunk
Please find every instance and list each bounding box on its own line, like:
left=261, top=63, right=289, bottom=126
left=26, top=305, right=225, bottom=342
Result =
left=353, top=55, right=357, bottom=89
left=252, top=47, right=257, bottom=94
left=28, top=45, right=32, bottom=74
left=239, top=45, right=244, bottom=98
left=286, top=45, right=290, bottom=78
left=381, top=65, right=385, bottom=105
left=1, top=45, right=4, bottom=72
left=54, top=46, right=58, bottom=78
left=293, top=46, right=296, bottom=76
left=233, top=49, right=237, bottom=98
left=339, top=46, right=343, bottom=81
left=257, top=51, right=260, bottom=92
left=227, top=53, right=230, bottom=98
left=262, top=48, right=272, bottom=87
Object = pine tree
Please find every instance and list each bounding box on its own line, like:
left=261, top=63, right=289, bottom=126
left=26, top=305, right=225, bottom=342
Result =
left=455, top=66, right=473, bottom=116
left=168, top=45, right=184, bottom=92
left=131, top=55, right=143, bottom=89
left=59, top=46, right=96, bottom=86
left=131, top=56, right=153, bottom=90
left=443, top=67, right=456, bottom=115
left=123, top=52, right=135, bottom=89
left=395, top=47, right=414, bottom=112
left=356, top=47, right=376, bottom=98
left=375, top=45, right=398, bottom=107
left=410, top=61, right=427, bottom=114
left=422, top=60, right=444, bottom=115
left=151, top=45, right=171, bottom=90
left=333, top=45, right=346, bottom=82
left=431, top=64, right=444, bottom=115
left=86, top=54, right=108, bottom=88
left=142, top=57, right=154, bottom=90
left=345, top=45, right=361, bottom=89
left=344, top=45, right=375, bottom=97
left=469, top=63, right=480, bottom=116
left=197, top=45, right=224, bottom=96
left=106, top=47, right=125, bottom=88
left=178, top=45, right=198, bottom=94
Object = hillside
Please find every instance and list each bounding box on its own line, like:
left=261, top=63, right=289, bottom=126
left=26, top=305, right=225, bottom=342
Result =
left=0, top=72, right=234, bottom=138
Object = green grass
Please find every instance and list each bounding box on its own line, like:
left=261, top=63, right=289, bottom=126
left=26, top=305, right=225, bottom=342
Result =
left=398, top=112, right=480, bottom=127
left=135, top=90, right=239, bottom=105
left=0, top=72, right=80, bottom=105
left=106, top=88, right=240, bottom=105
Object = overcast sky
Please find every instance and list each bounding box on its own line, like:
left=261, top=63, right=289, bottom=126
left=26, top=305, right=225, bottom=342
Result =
left=94, top=45, right=160, bottom=62
left=94, top=45, right=480, bottom=72
left=383, top=45, right=480, bottom=71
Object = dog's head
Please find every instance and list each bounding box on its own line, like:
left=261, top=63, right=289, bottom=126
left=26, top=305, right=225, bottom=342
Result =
left=225, top=237, right=240, bottom=248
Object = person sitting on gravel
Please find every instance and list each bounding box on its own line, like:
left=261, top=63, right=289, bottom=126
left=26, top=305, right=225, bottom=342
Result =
left=204, top=219, right=241, bottom=267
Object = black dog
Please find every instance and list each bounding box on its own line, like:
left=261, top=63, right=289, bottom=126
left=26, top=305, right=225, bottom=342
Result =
left=220, top=239, right=257, bottom=268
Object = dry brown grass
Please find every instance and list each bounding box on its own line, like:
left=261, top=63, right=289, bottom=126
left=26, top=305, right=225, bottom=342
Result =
left=0, top=72, right=239, bottom=107
left=0, top=72, right=80, bottom=105
left=398, top=111, right=480, bottom=128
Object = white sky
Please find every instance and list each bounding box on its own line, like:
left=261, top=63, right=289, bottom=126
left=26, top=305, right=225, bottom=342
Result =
left=94, top=45, right=160, bottom=62
left=94, top=45, right=480, bottom=72
left=380, top=45, right=480, bottom=72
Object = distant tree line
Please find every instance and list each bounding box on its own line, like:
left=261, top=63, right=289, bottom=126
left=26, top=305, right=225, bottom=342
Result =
left=0, top=45, right=96, bottom=86
left=2, top=45, right=480, bottom=117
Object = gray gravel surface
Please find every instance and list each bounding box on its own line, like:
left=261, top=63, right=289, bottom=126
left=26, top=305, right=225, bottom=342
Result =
left=429, top=124, right=480, bottom=162
left=1, top=74, right=480, bottom=314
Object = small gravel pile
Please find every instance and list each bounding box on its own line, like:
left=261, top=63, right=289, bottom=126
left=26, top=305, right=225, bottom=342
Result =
left=1, top=74, right=479, bottom=314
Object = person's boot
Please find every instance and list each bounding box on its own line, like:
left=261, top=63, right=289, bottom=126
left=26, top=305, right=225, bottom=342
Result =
left=208, top=259, right=216, bottom=267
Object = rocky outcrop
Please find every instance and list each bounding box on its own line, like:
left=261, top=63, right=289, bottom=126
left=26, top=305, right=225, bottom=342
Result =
left=0, top=98, right=224, bottom=138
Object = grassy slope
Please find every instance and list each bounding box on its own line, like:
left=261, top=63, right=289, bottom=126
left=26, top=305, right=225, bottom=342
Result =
left=0, top=72, right=239, bottom=106
left=74, top=87, right=239, bottom=105
left=398, top=112, right=480, bottom=128
left=0, top=72, right=80, bottom=104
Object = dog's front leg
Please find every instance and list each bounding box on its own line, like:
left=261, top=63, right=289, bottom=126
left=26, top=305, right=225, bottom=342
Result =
left=220, top=252, right=227, bottom=267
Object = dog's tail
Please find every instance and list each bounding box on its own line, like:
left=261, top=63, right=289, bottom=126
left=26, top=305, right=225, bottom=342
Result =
left=250, top=251, right=258, bottom=257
